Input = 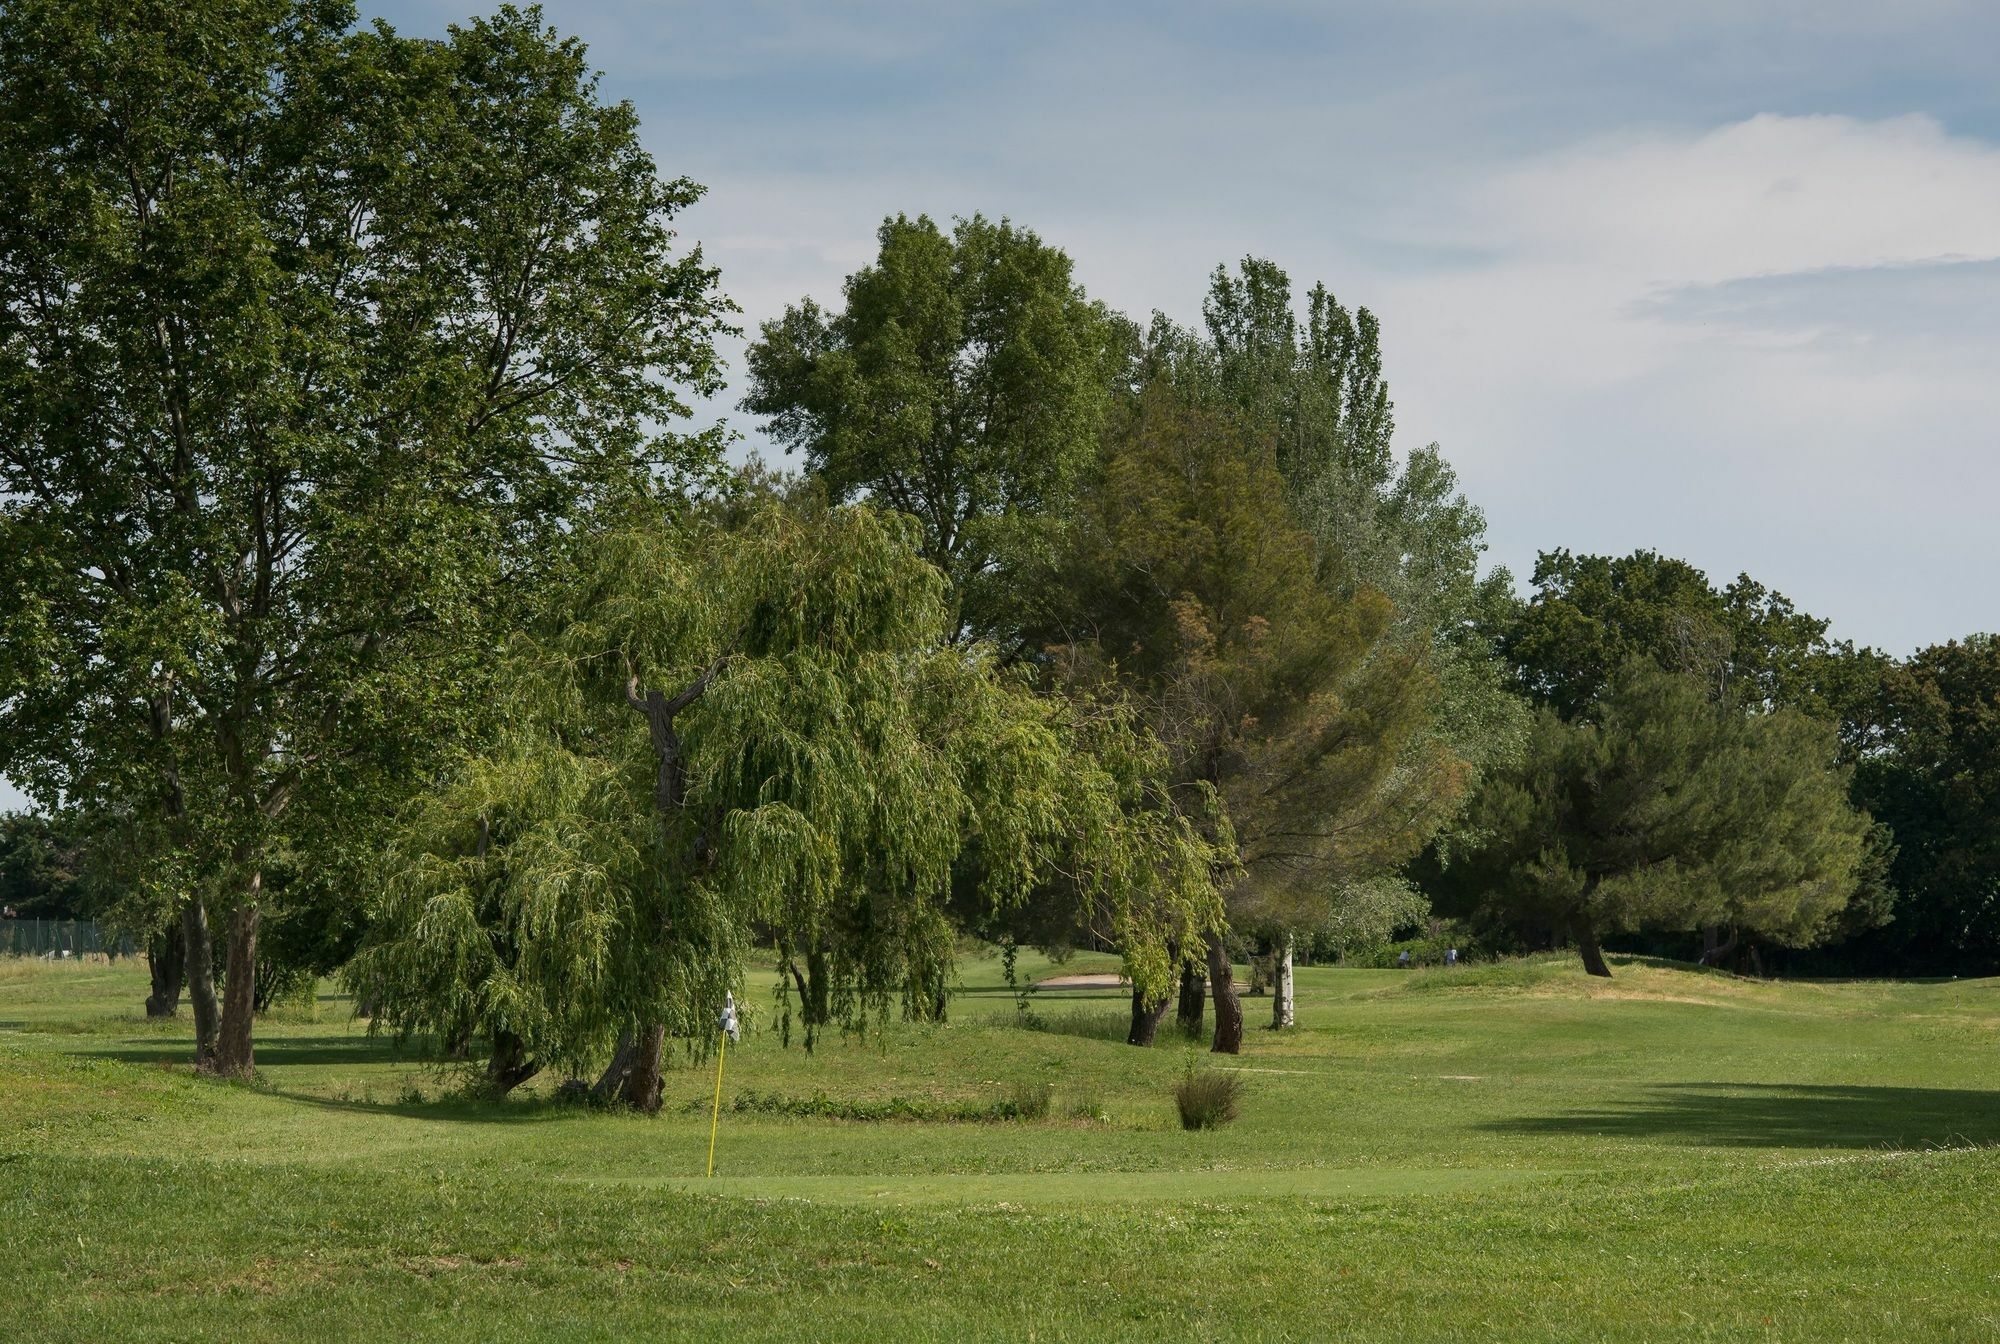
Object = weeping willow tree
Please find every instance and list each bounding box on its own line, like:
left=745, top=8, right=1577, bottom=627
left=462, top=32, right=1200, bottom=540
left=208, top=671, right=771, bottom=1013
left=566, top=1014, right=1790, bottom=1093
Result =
left=352, top=494, right=1221, bottom=1105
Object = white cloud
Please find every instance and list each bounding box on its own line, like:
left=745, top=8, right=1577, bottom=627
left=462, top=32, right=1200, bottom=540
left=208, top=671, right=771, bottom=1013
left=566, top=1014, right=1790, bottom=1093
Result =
left=1369, top=114, right=2000, bottom=647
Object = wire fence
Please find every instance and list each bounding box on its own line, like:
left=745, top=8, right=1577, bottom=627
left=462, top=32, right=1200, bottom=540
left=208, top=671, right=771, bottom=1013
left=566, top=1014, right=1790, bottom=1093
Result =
left=0, top=918, right=138, bottom=959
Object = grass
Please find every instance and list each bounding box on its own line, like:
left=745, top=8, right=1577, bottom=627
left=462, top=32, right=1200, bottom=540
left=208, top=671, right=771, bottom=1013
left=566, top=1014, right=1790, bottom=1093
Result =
left=3, top=948, right=1999, bottom=1340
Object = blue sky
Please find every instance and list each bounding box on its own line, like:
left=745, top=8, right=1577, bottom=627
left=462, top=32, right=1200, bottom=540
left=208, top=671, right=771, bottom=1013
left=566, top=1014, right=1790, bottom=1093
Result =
left=8, top=3, right=2000, bottom=812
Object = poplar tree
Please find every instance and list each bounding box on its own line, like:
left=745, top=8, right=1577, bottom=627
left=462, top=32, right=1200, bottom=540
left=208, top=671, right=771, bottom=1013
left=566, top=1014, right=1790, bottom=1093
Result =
left=742, top=213, right=1124, bottom=645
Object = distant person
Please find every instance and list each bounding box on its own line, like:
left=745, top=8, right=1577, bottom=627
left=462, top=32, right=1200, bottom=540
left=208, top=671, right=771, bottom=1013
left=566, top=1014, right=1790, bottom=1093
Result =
left=1397, top=950, right=1411, bottom=968
left=1446, top=948, right=1459, bottom=966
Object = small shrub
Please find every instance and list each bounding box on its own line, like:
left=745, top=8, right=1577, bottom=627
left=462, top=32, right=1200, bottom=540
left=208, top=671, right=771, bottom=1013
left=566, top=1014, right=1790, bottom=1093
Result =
left=1173, top=1064, right=1243, bottom=1131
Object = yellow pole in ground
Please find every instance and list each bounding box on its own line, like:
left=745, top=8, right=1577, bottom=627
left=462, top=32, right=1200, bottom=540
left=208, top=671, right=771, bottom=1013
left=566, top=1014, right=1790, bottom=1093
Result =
left=705, top=1032, right=728, bottom=1178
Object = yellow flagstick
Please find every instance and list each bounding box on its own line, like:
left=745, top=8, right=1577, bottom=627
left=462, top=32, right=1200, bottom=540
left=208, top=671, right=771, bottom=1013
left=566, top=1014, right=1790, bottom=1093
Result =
left=705, top=1030, right=727, bottom=1178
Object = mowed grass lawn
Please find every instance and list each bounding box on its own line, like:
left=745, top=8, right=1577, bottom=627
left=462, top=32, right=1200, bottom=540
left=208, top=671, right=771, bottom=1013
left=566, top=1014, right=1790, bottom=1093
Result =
left=3, top=950, right=1998, bottom=1342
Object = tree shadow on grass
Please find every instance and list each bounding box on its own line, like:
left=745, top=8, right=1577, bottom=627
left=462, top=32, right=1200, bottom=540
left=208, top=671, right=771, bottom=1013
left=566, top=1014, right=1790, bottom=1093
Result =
left=1482, top=1082, right=2000, bottom=1150
left=78, top=1032, right=417, bottom=1068
left=262, top=1087, right=574, bottom=1125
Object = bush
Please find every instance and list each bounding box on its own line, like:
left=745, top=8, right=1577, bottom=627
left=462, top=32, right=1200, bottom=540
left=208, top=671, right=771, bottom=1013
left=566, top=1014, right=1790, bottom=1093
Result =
left=1172, top=1064, right=1243, bottom=1130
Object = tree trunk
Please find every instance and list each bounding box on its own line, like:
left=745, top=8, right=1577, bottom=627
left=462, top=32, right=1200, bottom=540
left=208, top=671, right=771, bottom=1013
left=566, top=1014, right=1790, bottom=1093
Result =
left=1271, top=930, right=1295, bottom=1030
left=181, top=898, right=220, bottom=1065
left=212, top=891, right=261, bottom=1077
left=485, top=1028, right=539, bottom=1097
left=145, top=919, right=185, bottom=1018
left=1573, top=916, right=1612, bottom=978
left=1206, top=931, right=1244, bottom=1054
left=1698, top=924, right=1740, bottom=968
left=804, top=948, right=830, bottom=1026
left=1126, top=984, right=1172, bottom=1046
left=616, top=1022, right=666, bottom=1114
left=1176, top=962, right=1206, bottom=1035
left=592, top=1032, right=637, bottom=1101
left=1247, top=938, right=1271, bottom=997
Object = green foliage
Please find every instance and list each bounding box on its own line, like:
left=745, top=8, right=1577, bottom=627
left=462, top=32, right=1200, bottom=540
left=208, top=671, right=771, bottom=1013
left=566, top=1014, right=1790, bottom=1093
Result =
left=0, top=0, right=732, bottom=1064
left=743, top=212, right=1123, bottom=643
left=1040, top=384, right=1464, bottom=940
left=355, top=493, right=1224, bottom=1083
left=1856, top=635, right=2000, bottom=970
left=1500, top=549, right=1895, bottom=754
left=1171, top=1061, right=1244, bottom=1130
left=1461, top=659, right=1873, bottom=968
left=0, top=812, right=87, bottom=919
left=1153, top=259, right=1528, bottom=788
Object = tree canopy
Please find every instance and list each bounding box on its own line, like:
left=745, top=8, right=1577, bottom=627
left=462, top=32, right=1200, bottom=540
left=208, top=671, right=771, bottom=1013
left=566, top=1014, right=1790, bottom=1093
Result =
left=1032, top=384, right=1465, bottom=1047
left=1460, top=659, right=1873, bottom=976
left=353, top=496, right=1224, bottom=1100
left=1855, top=636, right=2000, bottom=971
left=742, top=213, right=1124, bottom=644
left=0, top=0, right=732, bottom=1073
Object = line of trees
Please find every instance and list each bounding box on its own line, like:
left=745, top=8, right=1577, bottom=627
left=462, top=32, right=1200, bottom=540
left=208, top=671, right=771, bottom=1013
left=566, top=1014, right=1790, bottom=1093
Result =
left=3, top=1, right=1992, bottom=1097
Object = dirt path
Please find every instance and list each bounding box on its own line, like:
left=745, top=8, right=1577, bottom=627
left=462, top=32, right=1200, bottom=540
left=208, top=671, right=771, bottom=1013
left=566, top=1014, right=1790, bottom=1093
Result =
left=1032, top=972, right=1127, bottom=990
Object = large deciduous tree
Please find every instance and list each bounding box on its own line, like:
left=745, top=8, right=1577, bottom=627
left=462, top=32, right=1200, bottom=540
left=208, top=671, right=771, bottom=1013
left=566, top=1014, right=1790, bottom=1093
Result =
left=0, top=0, right=731, bottom=1074
left=742, top=213, right=1124, bottom=644
left=1462, top=660, right=1873, bottom=976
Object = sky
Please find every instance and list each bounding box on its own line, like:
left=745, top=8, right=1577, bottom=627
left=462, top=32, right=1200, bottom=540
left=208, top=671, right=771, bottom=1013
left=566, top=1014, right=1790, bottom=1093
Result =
left=8, top=2, right=2000, bottom=811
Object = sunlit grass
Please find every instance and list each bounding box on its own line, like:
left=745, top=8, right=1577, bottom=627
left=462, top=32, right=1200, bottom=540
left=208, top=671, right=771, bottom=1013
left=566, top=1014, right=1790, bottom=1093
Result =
left=3, top=950, right=1998, bottom=1340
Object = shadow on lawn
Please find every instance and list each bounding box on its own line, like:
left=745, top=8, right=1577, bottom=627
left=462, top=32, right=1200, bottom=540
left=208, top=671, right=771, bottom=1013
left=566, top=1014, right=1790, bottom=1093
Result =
left=1485, top=1082, right=2000, bottom=1149
left=263, top=1088, right=570, bottom=1125
left=79, top=1032, right=416, bottom=1068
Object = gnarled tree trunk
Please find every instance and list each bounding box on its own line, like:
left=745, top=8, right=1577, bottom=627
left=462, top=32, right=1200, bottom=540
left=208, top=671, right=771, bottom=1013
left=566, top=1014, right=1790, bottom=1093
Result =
left=804, top=948, right=829, bottom=1026
left=211, top=880, right=261, bottom=1077
left=1127, top=984, right=1172, bottom=1046
left=616, top=1022, right=666, bottom=1113
left=593, top=1032, right=638, bottom=1100
left=1270, top=930, right=1295, bottom=1030
left=485, top=1028, right=540, bottom=1096
left=145, top=919, right=185, bottom=1018
left=181, top=898, right=220, bottom=1065
left=1698, top=924, right=1740, bottom=968
left=1206, top=931, right=1244, bottom=1054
